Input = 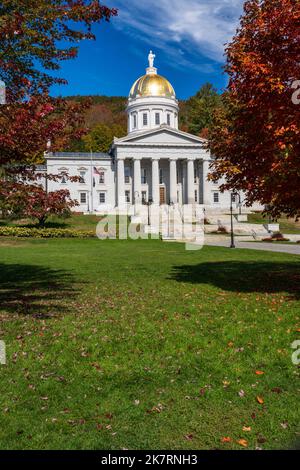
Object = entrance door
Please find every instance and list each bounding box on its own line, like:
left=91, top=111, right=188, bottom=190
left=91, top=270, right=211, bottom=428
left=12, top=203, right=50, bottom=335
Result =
left=160, top=187, right=166, bottom=205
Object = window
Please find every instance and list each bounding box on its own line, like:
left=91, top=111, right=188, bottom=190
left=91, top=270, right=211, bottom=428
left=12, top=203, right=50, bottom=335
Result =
left=143, top=113, right=148, bottom=126
left=79, top=171, right=86, bottom=184
left=155, top=112, right=160, bottom=125
left=80, top=193, right=87, bottom=204
left=99, top=192, right=106, bottom=204
left=125, top=190, right=131, bottom=203
left=167, top=114, right=171, bottom=126
left=133, top=114, right=137, bottom=129
left=99, top=171, right=105, bottom=184
left=194, top=166, right=197, bottom=183
left=195, top=190, right=198, bottom=203
left=159, top=168, right=163, bottom=185
left=231, top=193, right=236, bottom=203
left=142, top=191, right=147, bottom=204
left=213, top=192, right=219, bottom=203
left=61, top=175, right=67, bottom=184
left=125, top=166, right=131, bottom=184
left=141, top=168, right=147, bottom=184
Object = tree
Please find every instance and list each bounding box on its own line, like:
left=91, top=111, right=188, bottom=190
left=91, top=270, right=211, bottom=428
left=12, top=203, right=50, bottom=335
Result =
left=0, top=180, right=78, bottom=225
left=209, top=0, right=300, bottom=219
left=0, top=1, right=117, bottom=101
left=83, top=123, right=126, bottom=152
left=0, top=1, right=117, bottom=167
left=182, top=83, right=222, bottom=136
left=0, top=96, right=90, bottom=166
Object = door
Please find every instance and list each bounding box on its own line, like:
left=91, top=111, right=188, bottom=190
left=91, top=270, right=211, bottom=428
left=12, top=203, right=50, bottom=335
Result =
left=159, top=187, right=166, bottom=205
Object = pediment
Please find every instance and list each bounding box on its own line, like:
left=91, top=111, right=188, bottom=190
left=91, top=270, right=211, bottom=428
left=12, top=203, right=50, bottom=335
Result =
left=114, top=127, right=206, bottom=147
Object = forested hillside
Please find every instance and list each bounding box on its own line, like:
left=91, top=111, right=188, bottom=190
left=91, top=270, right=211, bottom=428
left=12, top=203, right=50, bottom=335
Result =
left=65, top=84, right=223, bottom=152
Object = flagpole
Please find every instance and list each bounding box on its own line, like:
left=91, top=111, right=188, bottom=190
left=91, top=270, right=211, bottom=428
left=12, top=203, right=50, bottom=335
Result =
left=90, top=150, right=94, bottom=214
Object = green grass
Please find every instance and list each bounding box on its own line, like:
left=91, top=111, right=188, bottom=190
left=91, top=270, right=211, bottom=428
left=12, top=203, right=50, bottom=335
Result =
left=0, top=214, right=106, bottom=231
left=0, top=238, right=299, bottom=450
left=247, top=213, right=300, bottom=234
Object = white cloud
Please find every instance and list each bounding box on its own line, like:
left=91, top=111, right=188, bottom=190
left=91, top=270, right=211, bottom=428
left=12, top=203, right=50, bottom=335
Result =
left=107, top=0, right=244, bottom=70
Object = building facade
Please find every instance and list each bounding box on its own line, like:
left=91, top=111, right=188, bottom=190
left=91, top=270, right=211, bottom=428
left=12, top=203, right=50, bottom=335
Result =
left=45, top=52, right=256, bottom=214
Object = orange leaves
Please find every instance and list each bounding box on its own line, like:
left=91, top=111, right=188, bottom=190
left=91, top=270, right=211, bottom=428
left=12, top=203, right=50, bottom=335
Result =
left=237, top=439, right=248, bottom=448
left=256, top=396, right=264, bottom=405
left=255, top=370, right=264, bottom=375
left=242, top=426, right=252, bottom=432
left=208, top=0, right=300, bottom=219
left=221, top=436, right=231, bottom=443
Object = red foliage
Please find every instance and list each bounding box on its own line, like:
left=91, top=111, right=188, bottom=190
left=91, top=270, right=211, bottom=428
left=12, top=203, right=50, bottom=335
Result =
left=0, top=181, right=78, bottom=225
left=209, top=0, right=300, bottom=219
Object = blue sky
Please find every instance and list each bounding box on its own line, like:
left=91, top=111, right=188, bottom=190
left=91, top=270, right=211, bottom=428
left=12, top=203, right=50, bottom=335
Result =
left=51, top=0, right=245, bottom=100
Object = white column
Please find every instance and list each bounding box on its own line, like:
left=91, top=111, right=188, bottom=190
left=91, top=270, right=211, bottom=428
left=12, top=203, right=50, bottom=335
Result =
left=151, top=158, right=160, bottom=205
left=117, top=158, right=125, bottom=207
left=203, top=159, right=211, bottom=205
left=169, top=158, right=177, bottom=204
left=187, top=158, right=195, bottom=204
left=133, top=157, right=142, bottom=203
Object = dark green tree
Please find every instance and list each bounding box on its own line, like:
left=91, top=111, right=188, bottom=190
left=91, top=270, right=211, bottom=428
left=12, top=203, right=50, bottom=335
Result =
left=184, top=83, right=222, bottom=136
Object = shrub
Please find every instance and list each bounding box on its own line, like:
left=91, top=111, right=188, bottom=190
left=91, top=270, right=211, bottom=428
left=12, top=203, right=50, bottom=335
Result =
left=262, top=232, right=290, bottom=242
left=0, top=226, right=95, bottom=239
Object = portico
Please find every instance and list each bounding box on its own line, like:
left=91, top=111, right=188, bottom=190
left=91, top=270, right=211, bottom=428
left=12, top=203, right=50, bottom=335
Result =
left=114, top=128, right=210, bottom=208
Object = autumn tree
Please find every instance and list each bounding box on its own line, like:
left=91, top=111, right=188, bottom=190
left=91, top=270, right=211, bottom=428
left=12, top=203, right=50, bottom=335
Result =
left=0, top=1, right=117, bottom=166
left=0, top=0, right=117, bottom=101
left=0, top=181, right=78, bottom=225
left=209, top=0, right=300, bottom=219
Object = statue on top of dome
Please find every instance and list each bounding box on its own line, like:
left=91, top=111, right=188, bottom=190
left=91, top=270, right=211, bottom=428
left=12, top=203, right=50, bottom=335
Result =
left=148, top=50, right=156, bottom=68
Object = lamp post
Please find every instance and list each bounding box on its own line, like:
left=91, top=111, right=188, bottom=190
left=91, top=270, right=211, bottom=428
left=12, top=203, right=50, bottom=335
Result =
left=147, top=197, right=153, bottom=226
left=230, top=192, right=236, bottom=249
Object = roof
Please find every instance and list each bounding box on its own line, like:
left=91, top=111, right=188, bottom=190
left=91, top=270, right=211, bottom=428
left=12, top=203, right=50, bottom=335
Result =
left=45, top=152, right=111, bottom=160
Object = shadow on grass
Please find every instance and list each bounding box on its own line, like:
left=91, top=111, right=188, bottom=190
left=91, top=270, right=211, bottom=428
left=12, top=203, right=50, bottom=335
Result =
left=0, top=263, right=79, bottom=318
left=170, top=261, right=300, bottom=299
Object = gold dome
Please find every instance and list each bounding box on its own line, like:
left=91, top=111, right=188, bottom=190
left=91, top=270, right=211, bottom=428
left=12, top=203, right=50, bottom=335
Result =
left=129, top=73, right=175, bottom=99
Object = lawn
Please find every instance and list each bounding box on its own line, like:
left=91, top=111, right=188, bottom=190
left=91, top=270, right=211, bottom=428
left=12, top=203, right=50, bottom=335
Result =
left=247, top=213, right=300, bottom=234
left=0, top=214, right=106, bottom=231
left=0, top=237, right=299, bottom=450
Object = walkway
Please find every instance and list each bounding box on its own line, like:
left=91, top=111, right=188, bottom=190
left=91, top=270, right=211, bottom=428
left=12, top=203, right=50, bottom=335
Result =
left=204, top=236, right=300, bottom=255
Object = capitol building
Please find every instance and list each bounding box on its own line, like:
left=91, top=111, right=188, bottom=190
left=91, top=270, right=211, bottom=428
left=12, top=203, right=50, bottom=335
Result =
left=44, top=52, right=251, bottom=216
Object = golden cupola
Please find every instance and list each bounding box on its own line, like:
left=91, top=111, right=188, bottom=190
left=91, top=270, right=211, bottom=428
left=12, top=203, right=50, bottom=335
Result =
left=127, top=51, right=179, bottom=134
left=129, top=73, right=175, bottom=100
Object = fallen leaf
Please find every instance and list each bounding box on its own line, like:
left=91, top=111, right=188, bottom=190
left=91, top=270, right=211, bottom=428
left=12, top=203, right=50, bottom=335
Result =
left=184, top=434, right=193, bottom=441
left=280, top=421, right=288, bottom=429
left=223, top=380, right=230, bottom=387
left=242, top=426, right=252, bottom=432
left=221, top=436, right=231, bottom=443
left=271, top=387, right=282, bottom=394
left=255, top=370, right=264, bottom=375
left=238, top=390, right=245, bottom=397
left=256, top=396, right=264, bottom=404
left=237, top=439, right=248, bottom=447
